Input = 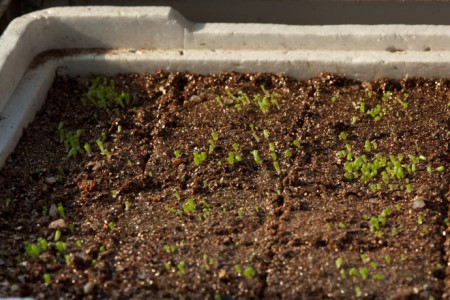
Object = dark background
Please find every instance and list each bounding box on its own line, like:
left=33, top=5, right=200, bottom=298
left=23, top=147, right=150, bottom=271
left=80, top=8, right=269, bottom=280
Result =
left=2, top=0, right=450, bottom=34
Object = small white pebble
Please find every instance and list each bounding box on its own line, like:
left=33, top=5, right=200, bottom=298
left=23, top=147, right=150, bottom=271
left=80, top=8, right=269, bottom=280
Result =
left=45, top=177, right=56, bottom=184
left=49, top=204, right=58, bottom=217
left=83, top=282, right=95, bottom=294
left=48, top=218, right=67, bottom=229
left=412, top=195, right=426, bottom=209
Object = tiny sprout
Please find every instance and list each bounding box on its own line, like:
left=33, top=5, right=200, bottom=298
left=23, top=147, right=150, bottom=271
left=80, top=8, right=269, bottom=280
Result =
left=269, top=143, right=276, bottom=152
left=234, top=264, right=241, bottom=275
left=174, top=192, right=181, bottom=200
left=418, top=215, right=424, bottom=225
left=124, top=200, right=130, bottom=211
left=338, top=223, right=346, bottom=229
left=251, top=150, right=262, bottom=165
left=351, top=116, right=358, bottom=125
left=37, top=238, right=48, bottom=252
left=55, top=241, right=67, bottom=252
left=364, top=140, right=371, bottom=152
left=292, top=139, right=300, bottom=148
left=372, top=273, right=384, bottom=281
left=355, top=287, right=362, bottom=297
left=177, top=261, right=186, bottom=276
left=331, top=96, right=337, bottom=102
left=111, top=190, right=119, bottom=197
left=335, top=257, right=343, bottom=269
left=270, top=152, right=277, bottom=161
left=243, top=267, right=255, bottom=279
left=165, top=261, right=171, bottom=270
left=395, top=204, right=401, bottom=211
left=359, top=267, right=369, bottom=280
left=384, top=255, right=391, bottom=264
left=84, top=143, right=92, bottom=156
left=400, top=254, right=407, bottom=261
left=117, top=125, right=122, bottom=133
left=237, top=207, right=245, bottom=217
left=211, top=131, right=219, bottom=141
left=76, top=240, right=82, bottom=247
left=284, top=149, right=292, bottom=158
left=436, top=166, right=445, bottom=172
left=164, top=244, right=176, bottom=254
left=57, top=202, right=65, bottom=218
left=227, top=152, right=235, bottom=165
left=273, top=161, right=281, bottom=175
left=54, top=230, right=61, bottom=242
left=263, top=129, right=270, bottom=139
left=193, top=151, right=207, bottom=165
left=339, top=132, right=347, bottom=141
left=232, top=143, right=239, bottom=151
left=349, top=267, right=358, bottom=277
left=174, top=150, right=181, bottom=158
left=43, top=273, right=51, bottom=284
left=427, top=165, right=433, bottom=174
left=108, top=222, right=115, bottom=230
left=444, top=218, right=450, bottom=226
left=96, top=140, right=111, bottom=158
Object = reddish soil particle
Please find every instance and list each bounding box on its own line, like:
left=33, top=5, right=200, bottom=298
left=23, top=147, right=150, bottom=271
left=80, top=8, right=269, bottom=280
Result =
left=0, top=71, right=449, bottom=299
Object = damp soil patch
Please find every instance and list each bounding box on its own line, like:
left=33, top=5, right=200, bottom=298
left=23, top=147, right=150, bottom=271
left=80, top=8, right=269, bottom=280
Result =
left=0, top=71, right=448, bottom=299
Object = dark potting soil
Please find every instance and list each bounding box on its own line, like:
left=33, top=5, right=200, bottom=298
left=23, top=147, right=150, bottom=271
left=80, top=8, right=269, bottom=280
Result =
left=0, top=71, right=448, bottom=299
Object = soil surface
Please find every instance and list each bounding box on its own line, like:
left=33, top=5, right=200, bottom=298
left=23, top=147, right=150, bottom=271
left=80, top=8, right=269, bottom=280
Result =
left=0, top=71, right=448, bottom=299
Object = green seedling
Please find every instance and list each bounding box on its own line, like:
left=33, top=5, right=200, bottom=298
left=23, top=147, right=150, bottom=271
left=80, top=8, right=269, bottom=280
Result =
left=237, top=207, right=245, bottom=217
left=43, top=273, right=51, bottom=284
left=108, top=222, right=115, bottom=230
left=336, top=257, right=344, bottom=269
left=57, top=202, right=65, bottom=218
left=177, top=261, right=186, bottom=276
left=123, top=200, right=130, bottom=212
left=339, top=132, right=347, bottom=141
left=55, top=241, right=67, bottom=253
left=193, top=151, right=207, bottom=165
left=355, top=287, right=362, bottom=297
left=249, top=124, right=260, bottom=142
left=284, top=149, right=292, bottom=158
left=349, top=267, right=359, bottom=277
left=117, top=125, right=122, bottom=133
left=359, top=267, right=369, bottom=280
left=96, top=140, right=111, bottom=158
left=174, top=150, right=181, bottom=158
left=234, top=264, right=242, bottom=275
left=243, top=267, right=255, bottom=279
left=263, top=129, right=270, bottom=139
left=251, top=150, right=262, bottom=165
left=384, top=255, right=391, bottom=264
left=436, top=166, right=445, bottom=172
left=84, top=143, right=92, bottom=156
left=273, top=161, right=281, bottom=175
left=174, top=192, right=181, bottom=200
left=232, top=143, right=239, bottom=151
left=418, top=215, right=424, bottom=224
left=292, top=139, right=300, bottom=148
left=351, top=116, right=358, bottom=125
left=54, top=230, right=61, bottom=242
left=182, top=198, right=196, bottom=214
left=164, top=244, right=176, bottom=254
